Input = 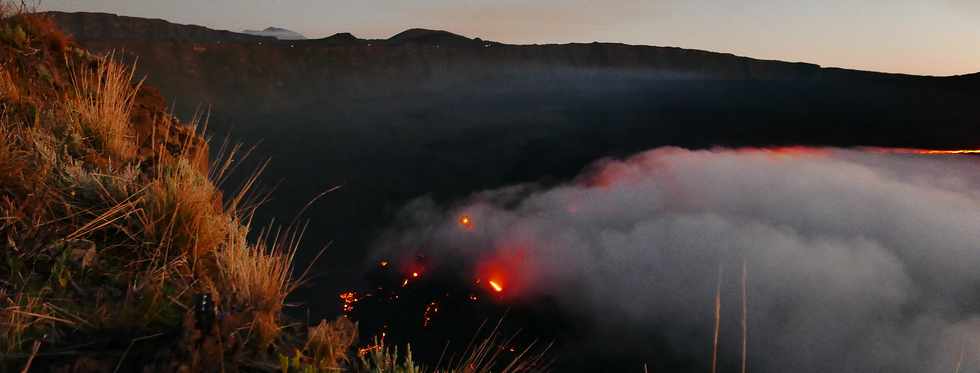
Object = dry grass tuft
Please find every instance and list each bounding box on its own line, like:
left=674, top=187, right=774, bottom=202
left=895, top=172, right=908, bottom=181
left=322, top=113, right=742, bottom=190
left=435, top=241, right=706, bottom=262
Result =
left=356, top=338, right=423, bottom=373
left=306, top=317, right=358, bottom=369
left=0, top=68, right=19, bottom=102
left=438, top=320, right=551, bottom=373
left=140, top=157, right=227, bottom=259
left=66, top=54, right=142, bottom=162
left=356, top=320, right=551, bottom=373
left=0, top=291, right=73, bottom=354
left=215, top=225, right=304, bottom=347
left=0, top=125, right=28, bottom=189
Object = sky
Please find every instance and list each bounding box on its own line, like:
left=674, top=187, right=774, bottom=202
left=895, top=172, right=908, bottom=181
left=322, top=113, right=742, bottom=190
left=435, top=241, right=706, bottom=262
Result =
left=41, top=0, right=980, bottom=76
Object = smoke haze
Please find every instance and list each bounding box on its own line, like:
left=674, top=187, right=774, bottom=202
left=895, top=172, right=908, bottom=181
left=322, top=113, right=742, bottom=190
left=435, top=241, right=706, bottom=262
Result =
left=374, top=147, right=980, bottom=372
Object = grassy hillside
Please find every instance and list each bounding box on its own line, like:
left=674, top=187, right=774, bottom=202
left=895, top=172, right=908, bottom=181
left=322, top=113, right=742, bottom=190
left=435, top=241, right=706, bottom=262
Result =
left=0, top=7, right=547, bottom=373
left=0, top=7, right=340, bottom=372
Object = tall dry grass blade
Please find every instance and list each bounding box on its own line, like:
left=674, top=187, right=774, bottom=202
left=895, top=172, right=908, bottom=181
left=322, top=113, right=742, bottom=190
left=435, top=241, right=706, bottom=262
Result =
left=66, top=190, right=142, bottom=240
left=435, top=340, right=451, bottom=370
left=712, top=264, right=723, bottom=373
left=741, top=259, right=747, bottom=373
left=112, top=332, right=165, bottom=373
left=8, top=309, right=76, bottom=325
left=209, top=136, right=262, bottom=189
left=434, top=317, right=550, bottom=373
left=953, top=342, right=963, bottom=373
left=223, top=158, right=271, bottom=220
left=20, top=340, right=40, bottom=373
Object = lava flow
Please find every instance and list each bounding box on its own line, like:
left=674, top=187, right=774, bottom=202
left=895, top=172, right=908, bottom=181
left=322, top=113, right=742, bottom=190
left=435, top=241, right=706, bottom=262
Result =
left=861, top=147, right=980, bottom=155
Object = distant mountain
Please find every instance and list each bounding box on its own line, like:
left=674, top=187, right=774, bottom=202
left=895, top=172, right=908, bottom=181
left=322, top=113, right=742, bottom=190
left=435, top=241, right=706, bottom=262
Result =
left=242, top=26, right=306, bottom=40
left=388, top=28, right=475, bottom=46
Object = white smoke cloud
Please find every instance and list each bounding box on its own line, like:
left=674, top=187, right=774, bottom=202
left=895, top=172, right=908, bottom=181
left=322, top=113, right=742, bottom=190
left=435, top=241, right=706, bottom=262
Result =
left=373, top=147, right=980, bottom=372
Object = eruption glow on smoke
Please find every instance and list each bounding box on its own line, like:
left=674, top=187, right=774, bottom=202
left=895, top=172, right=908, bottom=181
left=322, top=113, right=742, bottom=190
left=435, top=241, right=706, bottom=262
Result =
left=374, top=146, right=980, bottom=372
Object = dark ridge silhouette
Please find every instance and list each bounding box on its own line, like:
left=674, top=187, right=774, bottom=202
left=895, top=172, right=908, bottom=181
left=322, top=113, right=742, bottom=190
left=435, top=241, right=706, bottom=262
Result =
left=387, top=28, right=476, bottom=45
left=47, top=11, right=271, bottom=42
left=320, top=31, right=360, bottom=44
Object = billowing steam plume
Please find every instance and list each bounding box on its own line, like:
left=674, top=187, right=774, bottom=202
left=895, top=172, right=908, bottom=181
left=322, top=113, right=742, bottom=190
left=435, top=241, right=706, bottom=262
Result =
left=373, top=147, right=980, bottom=372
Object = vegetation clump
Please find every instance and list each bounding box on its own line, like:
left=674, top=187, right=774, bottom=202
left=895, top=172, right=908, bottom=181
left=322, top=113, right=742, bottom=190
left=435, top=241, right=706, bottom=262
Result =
left=0, top=6, right=311, bottom=371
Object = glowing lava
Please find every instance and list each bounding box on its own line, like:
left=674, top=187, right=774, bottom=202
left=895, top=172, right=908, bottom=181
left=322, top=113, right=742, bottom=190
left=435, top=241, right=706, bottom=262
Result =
left=861, top=147, right=980, bottom=155
left=459, top=214, right=474, bottom=229
left=913, top=149, right=980, bottom=154
left=488, top=280, right=504, bottom=293
left=339, top=291, right=359, bottom=313
left=423, top=300, right=440, bottom=327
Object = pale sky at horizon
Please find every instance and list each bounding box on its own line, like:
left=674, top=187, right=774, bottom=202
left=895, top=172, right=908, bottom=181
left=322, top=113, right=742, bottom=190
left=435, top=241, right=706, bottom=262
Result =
left=41, top=0, right=980, bottom=76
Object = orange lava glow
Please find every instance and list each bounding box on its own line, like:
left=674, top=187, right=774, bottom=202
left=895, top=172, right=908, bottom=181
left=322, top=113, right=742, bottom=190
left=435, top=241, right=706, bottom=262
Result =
left=861, top=147, right=980, bottom=155
left=905, top=149, right=980, bottom=155
left=474, top=245, right=533, bottom=299
left=339, top=291, right=359, bottom=313
left=488, top=280, right=504, bottom=293
left=412, top=272, right=419, bottom=278
left=459, top=214, right=474, bottom=229
left=423, top=300, right=440, bottom=327
left=753, top=146, right=832, bottom=155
